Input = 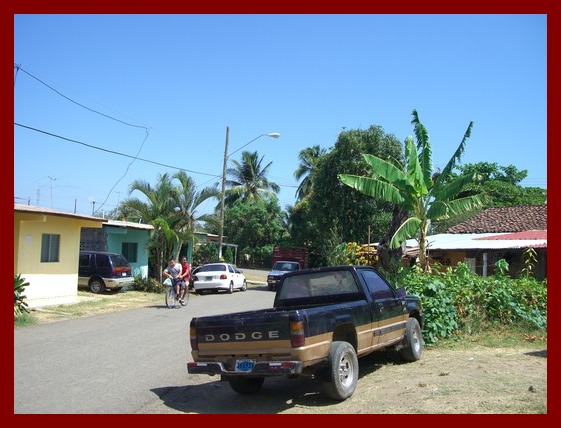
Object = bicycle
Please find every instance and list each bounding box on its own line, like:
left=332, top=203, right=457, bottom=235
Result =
left=164, top=278, right=189, bottom=309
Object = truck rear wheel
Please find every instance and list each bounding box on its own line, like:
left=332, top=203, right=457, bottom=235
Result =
left=322, top=341, right=358, bottom=400
left=227, top=376, right=265, bottom=394
left=399, top=317, right=423, bottom=362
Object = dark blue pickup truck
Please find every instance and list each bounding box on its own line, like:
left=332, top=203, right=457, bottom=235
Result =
left=187, top=265, right=424, bottom=400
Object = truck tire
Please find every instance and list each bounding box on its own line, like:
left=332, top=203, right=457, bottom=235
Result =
left=322, top=341, right=358, bottom=400
left=227, top=376, right=265, bottom=394
left=399, top=317, right=423, bottom=362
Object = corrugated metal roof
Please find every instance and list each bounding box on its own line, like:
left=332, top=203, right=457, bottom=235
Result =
left=15, top=204, right=154, bottom=229
left=474, top=230, right=546, bottom=240
left=405, top=233, right=547, bottom=251
left=14, top=203, right=104, bottom=222
left=105, top=219, right=153, bottom=230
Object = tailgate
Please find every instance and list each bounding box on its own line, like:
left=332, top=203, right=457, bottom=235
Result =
left=192, top=309, right=294, bottom=358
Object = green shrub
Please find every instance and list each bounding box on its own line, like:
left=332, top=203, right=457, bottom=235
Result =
left=14, top=274, right=30, bottom=319
left=387, top=261, right=547, bottom=345
left=193, top=242, right=218, bottom=265
left=131, top=275, right=165, bottom=293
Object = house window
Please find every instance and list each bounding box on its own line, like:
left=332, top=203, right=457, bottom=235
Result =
left=122, top=242, right=138, bottom=263
left=41, top=234, right=60, bottom=263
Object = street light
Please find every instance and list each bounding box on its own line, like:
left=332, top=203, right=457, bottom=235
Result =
left=218, top=126, right=280, bottom=260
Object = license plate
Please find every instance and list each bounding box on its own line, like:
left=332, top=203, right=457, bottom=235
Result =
left=205, top=276, right=212, bottom=281
left=122, top=272, right=127, bottom=277
left=235, top=359, right=256, bottom=372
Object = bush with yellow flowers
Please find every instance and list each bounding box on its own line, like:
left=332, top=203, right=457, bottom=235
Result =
left=344, top=242, right=378, bottom=266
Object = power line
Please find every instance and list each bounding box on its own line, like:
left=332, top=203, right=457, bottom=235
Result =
left=14, top=64, right=292, bottom=214
left=14, top=64, right=150, bottom=131
left=15, top=122, right=219, bottom=178
left=14, top=63, right=158, bottom=215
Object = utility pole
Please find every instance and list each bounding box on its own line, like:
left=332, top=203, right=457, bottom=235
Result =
left=218, top=126, right=229, bottom=261
left=91, top=200, right=96, bottom=216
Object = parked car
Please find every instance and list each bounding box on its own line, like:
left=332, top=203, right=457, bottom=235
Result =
left=78, top=250, right=134, bottom=293
left=192, top=263, right=247, bottom=294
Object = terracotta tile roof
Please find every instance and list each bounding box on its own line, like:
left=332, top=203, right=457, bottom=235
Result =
left=446, top=205, right=547, bottom=234
left=473, top=230, right=547, bottom=240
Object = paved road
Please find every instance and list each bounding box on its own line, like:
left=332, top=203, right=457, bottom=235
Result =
left=14, top=283, right=277, bottom=414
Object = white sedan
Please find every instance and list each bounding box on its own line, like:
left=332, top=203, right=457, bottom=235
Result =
left=192, top=263, right=247, bottom=294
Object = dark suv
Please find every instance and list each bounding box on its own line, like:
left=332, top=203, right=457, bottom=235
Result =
left=78, top=251, right=134, bottom=293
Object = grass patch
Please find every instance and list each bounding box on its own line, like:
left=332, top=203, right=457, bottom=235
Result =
left=14, top=312, right=38, bottom=327
left=15, top=290, right=165, bottom=327
left=430, top=322, right=547, bottom=350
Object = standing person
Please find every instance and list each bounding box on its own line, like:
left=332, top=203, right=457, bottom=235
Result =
left=179, top=256, right=191, bottom=299
left=163, top=257, right=186, bottom=305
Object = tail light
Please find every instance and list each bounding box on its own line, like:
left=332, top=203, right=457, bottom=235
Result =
left=220, top=274, right=227, bottom=280
left=113, top=266, right=131, bottom=276
left=190, top=326, right=198, bottom=351
left=290, top=320, right=305, bottom=348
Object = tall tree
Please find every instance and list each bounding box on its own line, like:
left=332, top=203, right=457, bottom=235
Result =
left=122, top=173, right=180, bottom=279
left=338, top=109, right=485, bottom=272
left=121, top=171, right=219, bottom=280
left=172, top=170, right=220, bottom=244
left=300, top=126, right=403, bottom=266
left=224, top=198, right=288, bottom=254
left=455, top=162, right=546, bottom=207
left=225, top=150, right=280, bottom=205
left=431, top=162, right=546, bottom=233
left=294, top=145, right=327, bottom=201
left=219, top=197, right=289, bottom=266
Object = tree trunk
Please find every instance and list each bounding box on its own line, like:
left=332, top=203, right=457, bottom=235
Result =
left=418, top=221, right=431, bottom=272
left=378, top=206, right=409, bottom=272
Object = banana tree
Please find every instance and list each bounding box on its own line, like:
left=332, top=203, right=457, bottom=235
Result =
left=338, top=109, right=484, bottom=271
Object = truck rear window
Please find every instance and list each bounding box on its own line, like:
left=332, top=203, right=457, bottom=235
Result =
left=277, top=270, right=359, bottom=300
left=273, top=262, right=300, bottom=271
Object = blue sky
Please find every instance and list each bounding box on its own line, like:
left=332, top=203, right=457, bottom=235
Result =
left=13, top=14, right=547, bottom=218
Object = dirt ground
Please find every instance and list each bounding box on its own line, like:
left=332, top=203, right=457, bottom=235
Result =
left=275, top=345, right=547, bottom=414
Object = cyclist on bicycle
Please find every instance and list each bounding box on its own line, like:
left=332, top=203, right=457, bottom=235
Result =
left=179, top=256, right=191, bottom=293
left=163, top=257, right=187, bottom=306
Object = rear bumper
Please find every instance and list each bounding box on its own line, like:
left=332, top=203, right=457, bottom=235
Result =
left=105, top=277, right=135, bottom=287
left=187, top=361, right=303, bottom=376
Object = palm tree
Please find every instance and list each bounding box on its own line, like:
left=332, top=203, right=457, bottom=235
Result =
left=172, top=170, right=220, bottom=251
left=225, top=150, right=280, bottom=205
left=121, top=172, right=219, bottom=280
left=294, top=145, right=327, bottom=201
left=338, top=109, right=484, bottom=271
left=122, top=173, right=180, bottom=279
